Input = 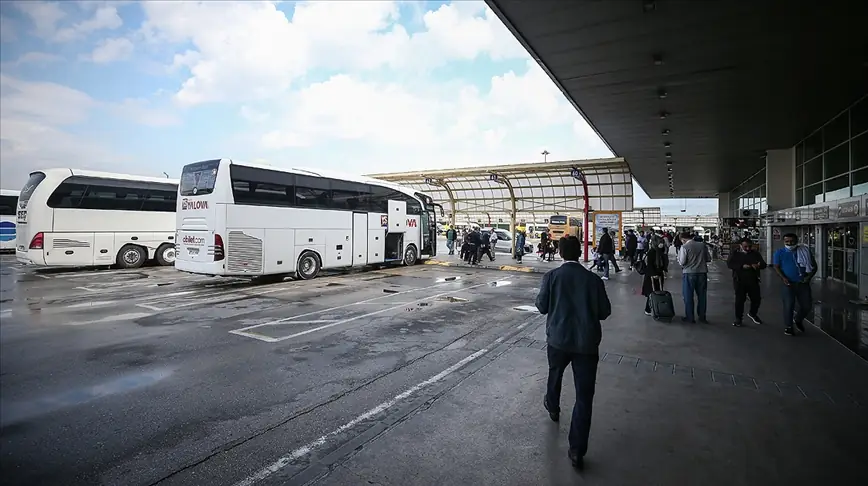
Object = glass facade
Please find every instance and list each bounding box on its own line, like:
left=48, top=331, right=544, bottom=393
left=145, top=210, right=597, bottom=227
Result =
left=795, top=95, right=868, bottom=206
left=729, top=168, right=767, bottom=216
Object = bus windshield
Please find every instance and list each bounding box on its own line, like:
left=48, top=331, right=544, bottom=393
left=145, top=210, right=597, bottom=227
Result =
left=180, top=160, right=221, bottom=196
left=550, top=215, right=567, bottom=225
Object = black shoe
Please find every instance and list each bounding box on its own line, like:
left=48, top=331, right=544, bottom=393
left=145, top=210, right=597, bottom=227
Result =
left=543, top=397, right=559, bottom=422
left=784, top=327, right=795, bottom=336
left=732, top=319, right=742, bottom=327
left=568, top=449, right=584, bottom=470
left=681, top=317, right=696, bottom=324
left=748, top=313, right=763, bottom=325
left=795, top=321, right=805, bottom=333
left=699, top=318, right=710, bottom=324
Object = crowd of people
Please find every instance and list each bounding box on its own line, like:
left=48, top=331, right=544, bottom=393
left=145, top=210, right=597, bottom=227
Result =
left=533, top=229, right=819, bottom=469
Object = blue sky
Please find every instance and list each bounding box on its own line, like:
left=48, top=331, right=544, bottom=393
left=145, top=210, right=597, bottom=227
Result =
left=0, top=0, right=718, bottom=215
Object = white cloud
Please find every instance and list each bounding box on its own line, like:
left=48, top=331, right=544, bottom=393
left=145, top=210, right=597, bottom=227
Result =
left=0, top=75, right=128, bottom=189
left=7, top=52, right=63, bottom=66
left=15, top=1, right=67, bottom=40
left=15, top=2, right=122, bottom=42
left=88, top=37, right=134, bottom=63
left=140, top=1, right=527, bottom=106
left=108, top=98, right=180, bottom=127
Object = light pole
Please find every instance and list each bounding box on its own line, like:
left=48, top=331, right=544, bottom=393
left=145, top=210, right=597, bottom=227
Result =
left=162, top=172, right=169, bottom=178
left=541, top=150, right=550, bottom=163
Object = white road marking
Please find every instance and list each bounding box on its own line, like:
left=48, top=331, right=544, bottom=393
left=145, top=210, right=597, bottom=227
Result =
left=233, top=347, right=490, bottom=486
left=65, top=300, right=120, bottom=309
left=229, top=280, right=495, bottom=343
left=65, top=312, right=153, bottom=326
left=74, top=286, right=100, bottom=292
left=136, top=303, right=165, bottom=311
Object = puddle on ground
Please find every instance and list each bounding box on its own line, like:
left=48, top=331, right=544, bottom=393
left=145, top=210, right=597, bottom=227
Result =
left=0, top=367, right=174, bottom=427
left=489, top=280, right=512, bottom=287
left=513, top=305, right=539, bottom=313
left=437, top=296, right=468, bottom=303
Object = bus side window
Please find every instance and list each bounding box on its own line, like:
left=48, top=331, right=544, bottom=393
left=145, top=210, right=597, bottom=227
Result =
left=47, top=183, right=87, bottom=208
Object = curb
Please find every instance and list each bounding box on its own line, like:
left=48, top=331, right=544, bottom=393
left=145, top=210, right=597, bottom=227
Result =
left=424, top=259, right=544, bottom=274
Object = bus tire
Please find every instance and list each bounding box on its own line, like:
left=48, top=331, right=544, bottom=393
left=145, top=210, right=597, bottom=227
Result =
left=117, top=244, right=146, bottom=269
left=403, top=244, right=418, bottom=266
left=296, top=251, right=321, bottom=280
left=155, top=243, right=176, bottom=266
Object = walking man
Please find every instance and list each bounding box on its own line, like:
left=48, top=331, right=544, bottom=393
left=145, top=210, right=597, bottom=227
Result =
left=535, top=236, right=611, bottom=470
left=726, top=237, right=767, bottom=327
left=445, top=225, right=457, bottom=255
left=677, top=231, right=710, bottom=323
left=597, top=228, right=618, bottom=280
left=772, top=233, right=817, bottom=336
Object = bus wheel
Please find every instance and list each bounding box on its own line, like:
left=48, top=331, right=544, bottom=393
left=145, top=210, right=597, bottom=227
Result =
left=403, top=244, right=418, bottom=266
left=296, top=251, right=321, bottom=280
left=156, top=244, right=176, bottom=266
left=117, top=245, right=146, bottom=269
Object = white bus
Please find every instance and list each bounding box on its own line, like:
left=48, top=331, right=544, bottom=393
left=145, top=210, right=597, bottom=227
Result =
left=174, top=159, right=440, bottom=280
left=15, top=169, right=180, bottom=268
left=0, top=189, right=21, bottom=252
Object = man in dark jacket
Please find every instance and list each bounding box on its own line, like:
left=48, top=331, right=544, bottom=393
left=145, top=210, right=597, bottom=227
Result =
left=597, top=228, right=619, bottom=279
left=535, top=236, right=612, bottom=470
left=624, top=230, right=638, bottom=269
left=726, top=237, right=767, bottom=327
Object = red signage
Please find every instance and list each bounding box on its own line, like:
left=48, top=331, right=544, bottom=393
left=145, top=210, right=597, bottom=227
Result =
left=407, top=219, right=417, bottom=227
left=380, top=215, right=389, bottom=227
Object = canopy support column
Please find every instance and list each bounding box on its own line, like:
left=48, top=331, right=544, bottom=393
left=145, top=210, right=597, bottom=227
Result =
left=500, top=176, right=517, bottom=257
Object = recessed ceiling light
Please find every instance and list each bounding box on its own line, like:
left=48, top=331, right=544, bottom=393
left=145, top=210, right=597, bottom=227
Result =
left=658, top=88, right=667, bottom=99
left=662, top=129, right=670, bottom=135
left=667, top=167, right=672, bottom=172
left=659, top=111, right=669, bottom=119
left=653, top=54, right=663, bottom=66
left=665, top=152, right=672, bottom=158
left=663, top=141, right=671, bottom=148
left=666, top=161, right=673, bottom=166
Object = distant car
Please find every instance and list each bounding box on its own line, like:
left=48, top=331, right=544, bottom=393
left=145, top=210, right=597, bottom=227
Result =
left=483, top=228, right=512, bottom=241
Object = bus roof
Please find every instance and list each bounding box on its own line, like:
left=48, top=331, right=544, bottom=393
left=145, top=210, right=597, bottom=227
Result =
left=0, top=189, right=21, bottom=197
left=31, top=168, right=179, bottom=185
left=219, top=159, right=423, bottom=200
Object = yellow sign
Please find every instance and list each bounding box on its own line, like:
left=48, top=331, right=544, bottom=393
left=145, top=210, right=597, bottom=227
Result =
left=863, top=226, right=868, bottom=244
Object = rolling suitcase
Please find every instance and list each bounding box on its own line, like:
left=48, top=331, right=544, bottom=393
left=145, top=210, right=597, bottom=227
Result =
left=649, top=276, right=675, bottom=322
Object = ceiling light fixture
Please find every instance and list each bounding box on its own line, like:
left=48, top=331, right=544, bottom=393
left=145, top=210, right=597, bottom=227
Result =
left=658, top=88, right=667, bottom=99
left=659, top=111, right=669, bottom=119
left=667, top=167, right=672, bottom=172
left=653, top=54, right=663, bottom=66
left=665, top=152, right=672, bottom=158
left=662, top=128, right=670, bottom=135
left=663, top=141, right=671, bottom=148
left=643, top=1, right=657, bottom=13
left=666, top=160, right=673, bottom=166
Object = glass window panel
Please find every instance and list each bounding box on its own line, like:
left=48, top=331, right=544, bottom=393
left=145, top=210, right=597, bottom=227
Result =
left=598, top=174, right=612, bottom=184
left=804, top=157, right=823, bottom=185
left=804, top=183, right=824, bottom=204
left=853, top=132, right=867, bottom=171
left=795, top=164, right=803, bottom=189
left=796, top=142, right=804, bottom=165
left=804, top=130, right=823, bottom=161
left=823, top=112, right=850, bottom=150
left=852, top=169, right=868, bottom=197
left=824, top=176, right=850, bottom=202
left=852, top=95, right=867, bottom=136
left=823, top=143, right=850, bottom=179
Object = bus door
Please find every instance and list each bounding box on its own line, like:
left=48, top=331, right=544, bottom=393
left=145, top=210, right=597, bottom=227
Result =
left=421, top=210, right=435, bottom=256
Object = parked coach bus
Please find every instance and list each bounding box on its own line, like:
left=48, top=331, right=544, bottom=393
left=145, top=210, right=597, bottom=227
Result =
left=0, top=189, right=20, bottom=252
left=174, top=159, right=439, bottom=281
left=15, top=169, right=179, bottom=268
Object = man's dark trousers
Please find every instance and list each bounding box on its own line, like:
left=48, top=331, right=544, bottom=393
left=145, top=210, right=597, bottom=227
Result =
left=734, top=280, right=761, bottom=320
left=545, top=345, right=598, bottom=457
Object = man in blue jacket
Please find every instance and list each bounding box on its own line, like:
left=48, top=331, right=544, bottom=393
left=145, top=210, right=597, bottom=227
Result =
left=535, top=236, right=612, bottom=470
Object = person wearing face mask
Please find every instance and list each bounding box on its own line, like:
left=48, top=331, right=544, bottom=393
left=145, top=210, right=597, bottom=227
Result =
left=726, top=237, right=767, bottom=327
left=772, top=233, right=817, bottom=336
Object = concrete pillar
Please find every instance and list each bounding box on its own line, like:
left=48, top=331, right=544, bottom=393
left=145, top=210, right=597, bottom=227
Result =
left=765, top=148, right=796, bottom=211
left=717, top=193, right=731, bottom=218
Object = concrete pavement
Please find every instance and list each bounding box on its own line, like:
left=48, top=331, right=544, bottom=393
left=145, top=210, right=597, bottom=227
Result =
left=1, top=253, right=866, bottom=486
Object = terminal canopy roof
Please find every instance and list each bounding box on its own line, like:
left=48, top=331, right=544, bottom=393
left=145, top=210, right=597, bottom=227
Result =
left=368, top=158, right=633, bottom=224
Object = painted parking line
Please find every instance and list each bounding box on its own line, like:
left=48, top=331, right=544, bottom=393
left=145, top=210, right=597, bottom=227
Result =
left=228, top=280, right=498, bottom=343
left=233, top=347, right=490, bottom=486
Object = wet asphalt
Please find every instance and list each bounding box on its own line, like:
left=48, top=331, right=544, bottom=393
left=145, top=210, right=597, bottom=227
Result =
left=0, top=254, right=543, bottom=486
